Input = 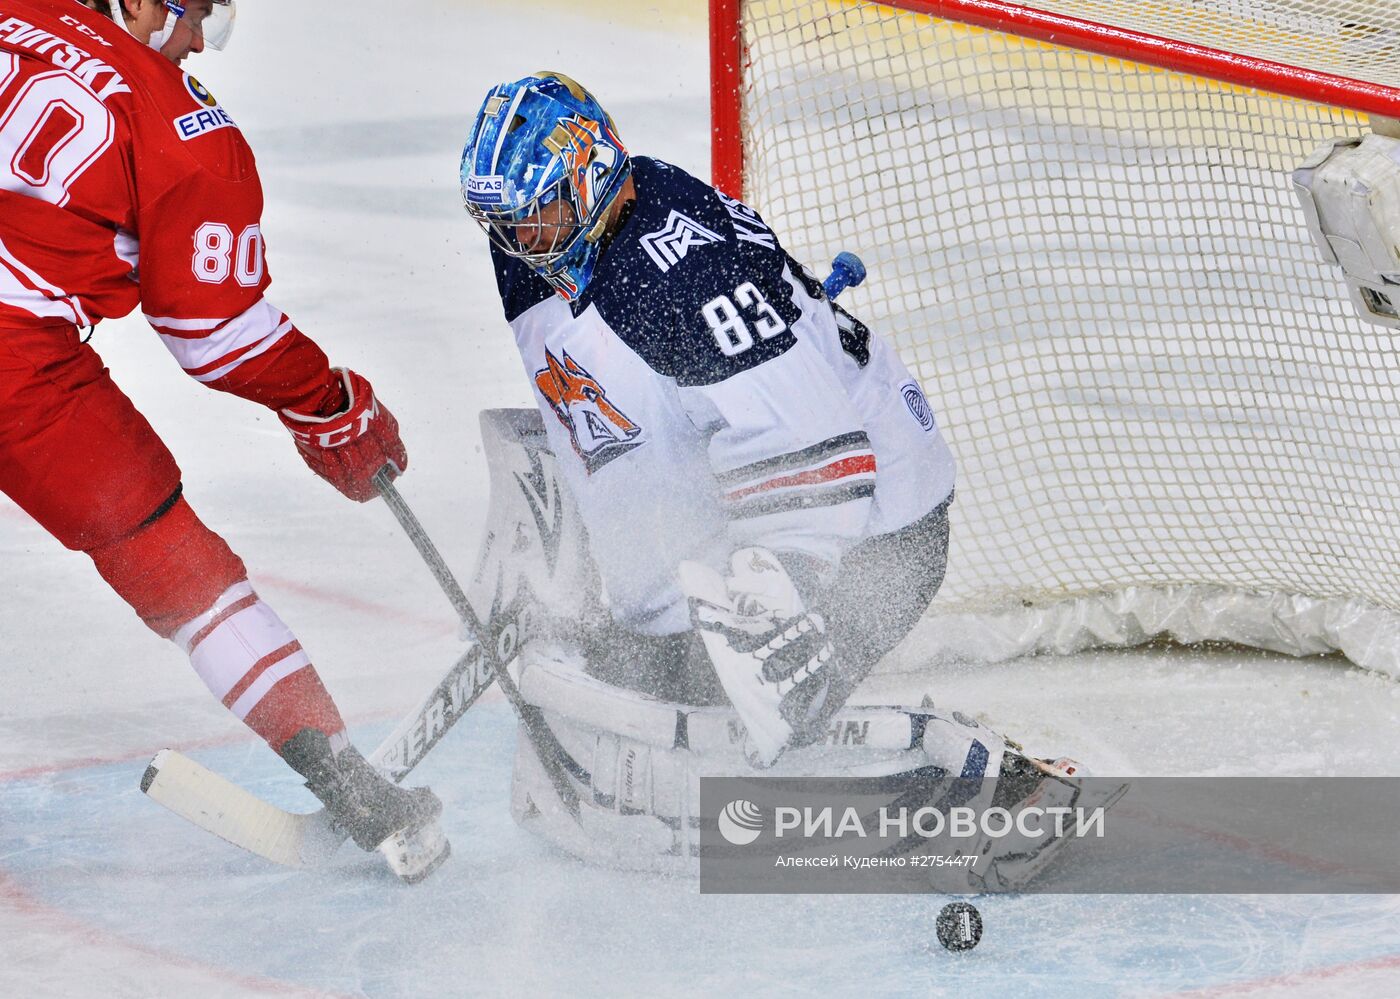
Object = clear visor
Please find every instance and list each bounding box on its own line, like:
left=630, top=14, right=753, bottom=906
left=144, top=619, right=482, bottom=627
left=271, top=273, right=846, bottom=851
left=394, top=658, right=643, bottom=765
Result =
left=465, top=180, right=584, bottom=272
left=152, top=0, right=237, bottom=52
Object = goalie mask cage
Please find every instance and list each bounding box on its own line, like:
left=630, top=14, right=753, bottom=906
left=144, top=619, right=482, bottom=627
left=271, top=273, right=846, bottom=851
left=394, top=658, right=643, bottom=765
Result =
left=712, top=0, right=1400, bottom=672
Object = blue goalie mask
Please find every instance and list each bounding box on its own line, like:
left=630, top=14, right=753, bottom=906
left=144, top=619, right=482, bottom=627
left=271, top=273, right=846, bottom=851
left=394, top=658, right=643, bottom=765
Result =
left=460, top=72, right=631, bottom=302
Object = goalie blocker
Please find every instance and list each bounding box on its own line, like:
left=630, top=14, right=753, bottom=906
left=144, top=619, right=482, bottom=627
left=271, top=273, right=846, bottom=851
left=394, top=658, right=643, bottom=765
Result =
left=477, top=408, right=1123, bottom=888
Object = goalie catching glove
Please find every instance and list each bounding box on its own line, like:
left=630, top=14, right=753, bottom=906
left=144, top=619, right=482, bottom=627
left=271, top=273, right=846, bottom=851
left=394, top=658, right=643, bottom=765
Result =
left=679, top=548, right=836, bottom=768
left=279, top=368, right=407, bottom=501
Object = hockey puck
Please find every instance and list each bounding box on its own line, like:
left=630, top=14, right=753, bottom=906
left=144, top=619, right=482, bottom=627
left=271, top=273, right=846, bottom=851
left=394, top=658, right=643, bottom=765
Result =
left=935, top=901, right=982, bottom=952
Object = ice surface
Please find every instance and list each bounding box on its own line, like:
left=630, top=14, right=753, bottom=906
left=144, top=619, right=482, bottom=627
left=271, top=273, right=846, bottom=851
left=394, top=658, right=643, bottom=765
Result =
left=3, top=1, right=1400, bottom=996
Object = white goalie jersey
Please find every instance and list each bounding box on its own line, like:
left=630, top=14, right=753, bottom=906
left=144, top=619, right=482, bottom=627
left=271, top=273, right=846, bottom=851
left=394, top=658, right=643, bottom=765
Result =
left=488, top=157, right=955, bottom=636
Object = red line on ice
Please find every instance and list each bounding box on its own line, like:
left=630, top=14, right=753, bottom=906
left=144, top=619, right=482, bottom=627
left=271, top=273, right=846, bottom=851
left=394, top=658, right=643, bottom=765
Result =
left=0, top=869, right=356, bottom=998
left=1108, top=800, right=1360, bottom=873
left=1111, top=800, right=1376, bottom=882
left=0, top=683, right=504, bottom=783
left=0, top=708, right=400, bottom=783
left=1159, top=951, right=1400, bottom=997
left=255, top=571, right=456, bottom=635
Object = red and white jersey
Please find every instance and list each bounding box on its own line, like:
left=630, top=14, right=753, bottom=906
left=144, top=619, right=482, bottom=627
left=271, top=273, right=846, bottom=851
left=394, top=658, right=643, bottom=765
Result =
left=490, top=158, right=956, bottom=635
left=0, top=0, right=335, bottom=410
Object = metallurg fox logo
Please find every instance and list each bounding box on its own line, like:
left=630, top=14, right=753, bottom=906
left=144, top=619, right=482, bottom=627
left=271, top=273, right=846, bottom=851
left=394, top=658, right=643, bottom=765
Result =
left=534, top=348, right=644, bottom=473
left=543, top=113, right=621, bottom=213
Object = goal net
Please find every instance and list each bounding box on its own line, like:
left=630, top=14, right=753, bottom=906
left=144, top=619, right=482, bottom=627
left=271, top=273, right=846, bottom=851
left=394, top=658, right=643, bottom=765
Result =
left=712, top=0, right=1400, bottom=673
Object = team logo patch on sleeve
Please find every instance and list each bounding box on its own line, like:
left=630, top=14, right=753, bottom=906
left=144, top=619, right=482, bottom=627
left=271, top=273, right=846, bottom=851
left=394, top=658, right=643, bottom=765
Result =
left=173, top=73, right=236, bottom=141
left=534, top=348, right=644, bottom=473
left=900, top=380, right=937, bottom=432
left=639, top=210, right=724, bottom=273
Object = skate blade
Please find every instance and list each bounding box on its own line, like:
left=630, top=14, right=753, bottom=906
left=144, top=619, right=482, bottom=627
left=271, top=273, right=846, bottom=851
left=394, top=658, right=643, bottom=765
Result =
left=378, top=819, right=451, bottom=884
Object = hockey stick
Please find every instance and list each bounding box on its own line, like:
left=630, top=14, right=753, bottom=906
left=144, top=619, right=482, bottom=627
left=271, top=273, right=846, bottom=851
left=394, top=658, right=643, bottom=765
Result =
left=141, top=468, right=574, bottom=868
left=141, top=632, right=506, bottom=868
left=141, top=472, right=502, bottom=865
left=371, top=469, right=581, bottom=818
left=372, top=467, right=474, bottom=625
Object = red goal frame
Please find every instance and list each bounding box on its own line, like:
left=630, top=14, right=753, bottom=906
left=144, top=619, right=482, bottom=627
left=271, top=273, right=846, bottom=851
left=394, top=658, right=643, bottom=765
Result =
left=710, top=0, right=1400, bottom=198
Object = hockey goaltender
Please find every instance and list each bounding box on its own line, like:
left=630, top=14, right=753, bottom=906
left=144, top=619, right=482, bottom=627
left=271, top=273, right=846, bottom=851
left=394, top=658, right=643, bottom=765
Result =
left=455, top=71, right=1126, bottom=887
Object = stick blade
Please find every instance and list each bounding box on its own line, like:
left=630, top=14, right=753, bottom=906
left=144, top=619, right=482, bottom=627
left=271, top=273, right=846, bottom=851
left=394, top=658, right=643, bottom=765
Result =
left=141, top=749, right=345, bottom=869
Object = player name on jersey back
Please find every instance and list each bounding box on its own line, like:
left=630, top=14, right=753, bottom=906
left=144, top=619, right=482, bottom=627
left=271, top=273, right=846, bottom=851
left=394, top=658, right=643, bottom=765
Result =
left=0, top=15, right=130, bottom=99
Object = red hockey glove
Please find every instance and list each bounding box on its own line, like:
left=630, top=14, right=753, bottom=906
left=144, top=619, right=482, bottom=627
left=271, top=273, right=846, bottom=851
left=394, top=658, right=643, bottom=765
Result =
left=279, top=368, right=407, bottom=502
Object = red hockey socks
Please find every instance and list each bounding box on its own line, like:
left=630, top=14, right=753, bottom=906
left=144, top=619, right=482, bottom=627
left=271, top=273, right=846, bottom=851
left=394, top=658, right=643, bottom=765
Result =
left=171, top=583, right=348, bottom=752
left=88, top=495, right=347, bottom=753
left=88, top=493, right=247, bottom=639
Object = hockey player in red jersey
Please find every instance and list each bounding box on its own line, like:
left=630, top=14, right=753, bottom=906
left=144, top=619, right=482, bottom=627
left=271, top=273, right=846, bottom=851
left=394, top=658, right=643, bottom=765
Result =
left=0, top=0, right=447, bottom=880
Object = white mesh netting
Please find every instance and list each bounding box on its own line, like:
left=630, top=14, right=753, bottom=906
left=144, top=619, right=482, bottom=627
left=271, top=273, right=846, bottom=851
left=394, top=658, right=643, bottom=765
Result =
left=735, top=0, right=1400, bottom=672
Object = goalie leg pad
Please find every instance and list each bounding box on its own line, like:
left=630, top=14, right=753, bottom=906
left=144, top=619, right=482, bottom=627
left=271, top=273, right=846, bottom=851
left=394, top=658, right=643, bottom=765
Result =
left=1293, top=133, right=1400, bottom=328
left=468, top=409, right=606, bottom=649
left=513, top=646, right=1125, bottom=888
left=510, top=647, right=1020, bottom=877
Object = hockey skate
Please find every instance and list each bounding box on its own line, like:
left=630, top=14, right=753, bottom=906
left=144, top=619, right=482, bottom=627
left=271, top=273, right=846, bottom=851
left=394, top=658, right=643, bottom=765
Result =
left=282, top=730, right=451, bottom=883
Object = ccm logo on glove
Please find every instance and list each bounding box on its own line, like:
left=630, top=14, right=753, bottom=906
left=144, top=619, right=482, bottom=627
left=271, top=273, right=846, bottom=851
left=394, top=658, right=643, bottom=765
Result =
left=279, top=368, right=407, bottom=502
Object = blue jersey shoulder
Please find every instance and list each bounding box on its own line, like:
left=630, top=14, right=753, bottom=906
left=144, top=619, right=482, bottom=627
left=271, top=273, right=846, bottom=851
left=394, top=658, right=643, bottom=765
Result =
left=583, top=157, right=801, bottom=387
left=491, top=244, right=554, bottom=323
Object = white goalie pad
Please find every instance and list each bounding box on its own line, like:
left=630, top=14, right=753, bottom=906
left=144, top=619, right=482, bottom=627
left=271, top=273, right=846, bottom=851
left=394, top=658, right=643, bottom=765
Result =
left=507, top=643, right=1015, bottom=879
left=469, top=409, right=606, bottom=649
left=1293, top=133, right=1400, bottom=328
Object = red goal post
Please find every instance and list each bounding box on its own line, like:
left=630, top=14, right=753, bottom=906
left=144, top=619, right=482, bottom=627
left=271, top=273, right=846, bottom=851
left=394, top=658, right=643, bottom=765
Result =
left=712, top=0, right=1400, bottom=197
left=709, top=0, right=1400, bottom=675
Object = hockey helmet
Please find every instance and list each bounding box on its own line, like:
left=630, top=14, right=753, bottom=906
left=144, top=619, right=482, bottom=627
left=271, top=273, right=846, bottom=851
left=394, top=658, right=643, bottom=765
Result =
left=107, top=0, right=236, bottom=53
left=460, top=72, right=632, bottom=302
left=154, top=1, right=237, bottom=52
